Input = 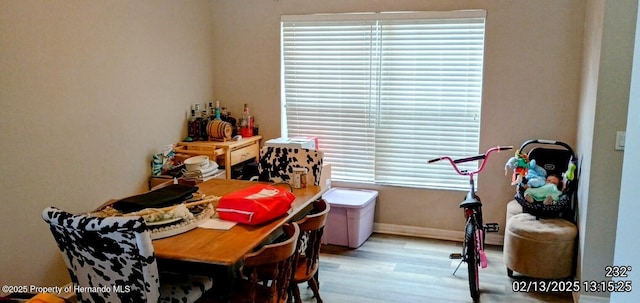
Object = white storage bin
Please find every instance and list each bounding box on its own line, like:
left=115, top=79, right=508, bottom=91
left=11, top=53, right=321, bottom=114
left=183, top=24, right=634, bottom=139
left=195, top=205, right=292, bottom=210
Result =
left=322, top=188, right=378, bottom=248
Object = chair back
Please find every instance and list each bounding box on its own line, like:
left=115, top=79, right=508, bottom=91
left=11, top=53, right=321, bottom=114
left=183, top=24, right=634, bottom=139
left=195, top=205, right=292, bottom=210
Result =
left=42, top=207, right=160, bottom=303
left=258, top=147, right=324, bottom=186
left=289, top=199, right=330, bottom=303
left=242, top=222, right=300, bottom=303
left=294, top=199, right=330, bottom=277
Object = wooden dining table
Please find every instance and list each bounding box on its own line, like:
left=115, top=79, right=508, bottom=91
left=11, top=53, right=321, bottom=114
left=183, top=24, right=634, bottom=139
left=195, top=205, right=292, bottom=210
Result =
left=151, top=178, right=327, bottom=300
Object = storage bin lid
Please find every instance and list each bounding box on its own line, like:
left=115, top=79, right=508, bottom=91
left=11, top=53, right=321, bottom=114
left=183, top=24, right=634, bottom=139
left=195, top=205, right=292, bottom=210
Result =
left=322, top=188, right=378, bottom=208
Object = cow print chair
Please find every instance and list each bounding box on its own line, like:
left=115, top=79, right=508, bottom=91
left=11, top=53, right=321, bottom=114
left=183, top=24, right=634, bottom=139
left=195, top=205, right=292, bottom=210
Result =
left=42, top=207, right=213, bottom=303
left=257, top=147, right=324, bottom=186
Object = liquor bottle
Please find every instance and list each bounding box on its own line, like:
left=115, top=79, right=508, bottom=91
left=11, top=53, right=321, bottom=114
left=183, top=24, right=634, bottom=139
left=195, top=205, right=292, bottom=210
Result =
left=240, top=103, right=253, bottom=137
left=187, top=106, right=197, bottom=139
left=221, top=107, right=237, bottom=137
left=192, top=104, right=204, bottom=141
left=208, top=101, right=215, bottom=121
left=200, top=106, right=209, bottom=140
left=247, top=105, right=254, bottom=132
left=215, top=100, right=221, bottom=120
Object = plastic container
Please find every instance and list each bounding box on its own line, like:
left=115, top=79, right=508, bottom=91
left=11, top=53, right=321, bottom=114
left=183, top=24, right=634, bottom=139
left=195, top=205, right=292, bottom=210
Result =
left=322, top=188, right=378, bottom=248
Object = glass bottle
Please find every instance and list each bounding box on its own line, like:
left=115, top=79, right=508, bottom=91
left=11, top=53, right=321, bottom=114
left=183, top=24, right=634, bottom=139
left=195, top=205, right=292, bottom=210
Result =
left=208, top=101, right=215, bottom=121
left=187, top=107, right=197, bottom=139
left=221, top=107, right=237, bottom=137
left=240, top=103, right=253, bottom=137
left=192, top=104, right=204, bottom=141
left=215, top=100, right=221, bottom=120
left=200, top=106, right=209, bottom=140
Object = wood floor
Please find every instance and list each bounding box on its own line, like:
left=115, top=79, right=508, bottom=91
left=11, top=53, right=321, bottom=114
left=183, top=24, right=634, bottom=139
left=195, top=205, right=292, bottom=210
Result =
left=296, top=233, right=574, bottom=303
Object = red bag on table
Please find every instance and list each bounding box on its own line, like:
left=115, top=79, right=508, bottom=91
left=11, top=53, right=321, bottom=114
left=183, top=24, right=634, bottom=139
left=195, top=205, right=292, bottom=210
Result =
left=216, top=184, right=295, bottom=225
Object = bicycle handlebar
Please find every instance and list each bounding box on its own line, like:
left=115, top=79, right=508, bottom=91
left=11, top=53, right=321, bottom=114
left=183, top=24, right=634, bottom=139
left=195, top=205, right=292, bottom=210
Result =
left=428, top=146, right=513, bottom=176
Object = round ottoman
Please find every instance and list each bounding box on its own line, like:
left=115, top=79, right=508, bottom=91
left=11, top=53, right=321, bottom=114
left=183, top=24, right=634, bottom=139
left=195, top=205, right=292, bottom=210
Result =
left=503, top=213, right=577, bottom=279
left=506, top=200, right=523, bottom=222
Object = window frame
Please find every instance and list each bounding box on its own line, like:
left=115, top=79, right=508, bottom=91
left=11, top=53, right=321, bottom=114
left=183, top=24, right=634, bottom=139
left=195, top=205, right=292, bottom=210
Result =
left=281, top=10, right=487, bottom=191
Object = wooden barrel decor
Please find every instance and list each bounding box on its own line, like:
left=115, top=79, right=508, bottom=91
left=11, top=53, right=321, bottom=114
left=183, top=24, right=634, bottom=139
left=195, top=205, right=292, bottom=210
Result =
left=207, top=120, right=233, bottom=141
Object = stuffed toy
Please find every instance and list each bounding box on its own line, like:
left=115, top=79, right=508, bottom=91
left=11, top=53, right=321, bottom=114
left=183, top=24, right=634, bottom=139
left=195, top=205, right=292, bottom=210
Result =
left=563, top=156, right=577, bottom=182
left=524, top=159, right=547, bottom=188
left=505, top=150, right=528, bottom=185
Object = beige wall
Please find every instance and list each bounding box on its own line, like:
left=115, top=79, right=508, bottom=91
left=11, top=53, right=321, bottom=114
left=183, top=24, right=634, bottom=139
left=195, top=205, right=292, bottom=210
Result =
left=612, top=4, right=640, bottom=302
left=210, top=0, right=584, bottom=241
left=576, top=0, right=636, bottom=300
left=0, top=0, right=214, bottom=287
left=4, top=0, right=630, bottom=297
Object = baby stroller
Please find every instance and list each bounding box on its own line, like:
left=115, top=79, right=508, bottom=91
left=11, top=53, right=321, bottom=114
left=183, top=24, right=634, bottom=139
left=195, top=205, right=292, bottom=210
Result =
left=506, top=139, right=578, bottom=221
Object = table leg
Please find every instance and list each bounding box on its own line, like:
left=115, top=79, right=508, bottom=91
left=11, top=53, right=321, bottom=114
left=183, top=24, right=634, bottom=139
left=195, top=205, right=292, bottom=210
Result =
left=211, top=262, right=240, bottom=302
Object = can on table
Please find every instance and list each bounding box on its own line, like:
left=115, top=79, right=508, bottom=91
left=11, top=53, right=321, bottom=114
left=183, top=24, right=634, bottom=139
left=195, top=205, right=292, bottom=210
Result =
left=292, top=167, right=308, bottom=189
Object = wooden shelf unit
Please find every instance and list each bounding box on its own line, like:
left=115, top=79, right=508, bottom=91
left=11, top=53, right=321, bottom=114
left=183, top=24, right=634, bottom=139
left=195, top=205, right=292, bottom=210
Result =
left=176, top=136, right=262, bottom=179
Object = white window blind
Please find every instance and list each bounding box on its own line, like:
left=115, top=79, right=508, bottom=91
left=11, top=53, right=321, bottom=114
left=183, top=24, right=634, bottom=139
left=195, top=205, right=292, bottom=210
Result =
left=281, top=11, right=486, bottom=190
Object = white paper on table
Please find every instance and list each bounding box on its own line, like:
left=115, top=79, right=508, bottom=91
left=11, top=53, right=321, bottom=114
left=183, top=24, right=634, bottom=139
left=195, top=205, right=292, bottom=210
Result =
left=198, top=218, right=237, bottom=230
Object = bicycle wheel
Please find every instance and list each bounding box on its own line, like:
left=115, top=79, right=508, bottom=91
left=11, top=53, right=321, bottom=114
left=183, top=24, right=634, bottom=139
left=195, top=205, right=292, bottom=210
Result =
left=465, top=219, right=480, bottom=300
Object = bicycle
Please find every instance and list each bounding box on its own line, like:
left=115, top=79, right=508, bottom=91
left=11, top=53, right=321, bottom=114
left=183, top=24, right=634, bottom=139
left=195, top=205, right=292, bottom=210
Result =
left=428, top=146, right=512, bottom=301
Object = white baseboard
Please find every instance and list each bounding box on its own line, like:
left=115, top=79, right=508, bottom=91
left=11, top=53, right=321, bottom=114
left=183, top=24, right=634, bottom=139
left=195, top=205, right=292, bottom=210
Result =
left=373, top=223, right=504, bottom=246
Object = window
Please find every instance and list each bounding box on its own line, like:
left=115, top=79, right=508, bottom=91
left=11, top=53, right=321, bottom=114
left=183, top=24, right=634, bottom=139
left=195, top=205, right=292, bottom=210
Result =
left=281, top=10, right=486, bottom=190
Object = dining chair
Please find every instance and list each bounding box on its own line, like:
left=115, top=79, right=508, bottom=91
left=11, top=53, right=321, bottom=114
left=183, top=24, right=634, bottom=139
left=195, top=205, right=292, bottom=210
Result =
left=42, top=207, right=213, bottom=303
left=201, top=222, right=300, bottom=303
left=257, top=147, right=324, bottom=186
left=242, top=222, right=300, bottom=303
left=289, top=199, right=330, bottom=303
